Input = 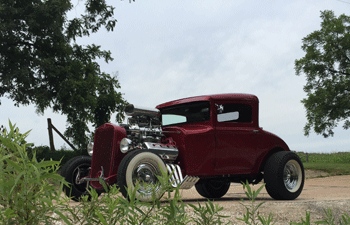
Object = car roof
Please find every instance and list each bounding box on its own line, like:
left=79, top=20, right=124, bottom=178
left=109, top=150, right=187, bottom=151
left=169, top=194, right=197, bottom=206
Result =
left=156, top=93, right=258, bottom=109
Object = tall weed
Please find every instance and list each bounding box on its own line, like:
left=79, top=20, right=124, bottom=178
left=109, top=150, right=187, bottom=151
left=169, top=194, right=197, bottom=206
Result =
left=236, top=181, right=274, bottom=225
left=0, top=121, right=66, bottom=224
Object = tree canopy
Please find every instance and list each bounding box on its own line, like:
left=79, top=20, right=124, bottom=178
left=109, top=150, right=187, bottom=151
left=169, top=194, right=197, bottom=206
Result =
left=0, top=0, right=127, bottom=151
left=295, top=10, right=350, bottom=137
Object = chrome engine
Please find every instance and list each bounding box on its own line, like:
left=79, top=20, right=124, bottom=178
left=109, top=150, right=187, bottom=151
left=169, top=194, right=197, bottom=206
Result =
left=121, top=104, right=178, bottom=161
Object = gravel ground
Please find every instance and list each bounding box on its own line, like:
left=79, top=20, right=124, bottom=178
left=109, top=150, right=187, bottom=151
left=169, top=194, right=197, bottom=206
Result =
left=60, top=170, right=350, bottom=224
left=178, top=170, right=350, bottom=224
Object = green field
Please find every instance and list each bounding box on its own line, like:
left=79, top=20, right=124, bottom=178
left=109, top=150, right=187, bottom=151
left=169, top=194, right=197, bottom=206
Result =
left=297, top=152, right=350, bottom=175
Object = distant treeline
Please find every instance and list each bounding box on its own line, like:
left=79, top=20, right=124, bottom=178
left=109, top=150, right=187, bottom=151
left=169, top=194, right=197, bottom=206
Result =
left=26, top=145, right=83, bottom=167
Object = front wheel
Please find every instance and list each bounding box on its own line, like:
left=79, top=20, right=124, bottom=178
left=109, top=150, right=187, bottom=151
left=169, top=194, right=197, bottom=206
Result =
left=61, top=155, right=95, bottom=201
left=264, top=151, right=305, bottom=200
left=117, top=150, right=167, bottom=202
left=195, top=179, right=230, bottom=199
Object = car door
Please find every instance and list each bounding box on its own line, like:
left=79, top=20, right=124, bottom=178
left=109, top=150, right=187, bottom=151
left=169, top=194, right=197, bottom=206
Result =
left=214, top=102, right=259, bottom=174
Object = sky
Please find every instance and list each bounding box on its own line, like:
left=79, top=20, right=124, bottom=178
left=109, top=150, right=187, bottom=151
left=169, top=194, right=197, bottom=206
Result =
left=1, top=0, right=350, bottom=153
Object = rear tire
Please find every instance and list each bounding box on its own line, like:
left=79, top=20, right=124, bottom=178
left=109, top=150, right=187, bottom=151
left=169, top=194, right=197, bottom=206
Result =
left=264, top=151, right=305, bottom=200
left=195, top=179, right=230, bottom=199
left=117, top=150, right=167, bottom=202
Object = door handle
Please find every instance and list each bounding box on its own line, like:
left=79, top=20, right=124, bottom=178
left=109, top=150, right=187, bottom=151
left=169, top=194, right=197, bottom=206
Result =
left=253, top=130, right=259, bottom=133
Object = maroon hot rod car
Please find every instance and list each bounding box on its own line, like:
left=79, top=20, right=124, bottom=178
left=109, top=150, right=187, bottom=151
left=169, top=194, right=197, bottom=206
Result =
left=61, top=93, right=304, bottom=201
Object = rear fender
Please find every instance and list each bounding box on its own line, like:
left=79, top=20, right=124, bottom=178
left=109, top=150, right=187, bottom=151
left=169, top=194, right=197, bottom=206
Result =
left=256, top=147, right=285, bottom=173
left=253, top=130, right=290, bottom=174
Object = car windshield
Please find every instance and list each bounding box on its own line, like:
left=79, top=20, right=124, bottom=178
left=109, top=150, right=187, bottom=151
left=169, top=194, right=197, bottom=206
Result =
left=160, top=101, right=210, bottom=126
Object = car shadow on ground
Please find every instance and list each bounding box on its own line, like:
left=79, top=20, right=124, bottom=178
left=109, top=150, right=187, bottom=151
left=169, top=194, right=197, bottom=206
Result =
left=163, top=196, right=273, bottom=204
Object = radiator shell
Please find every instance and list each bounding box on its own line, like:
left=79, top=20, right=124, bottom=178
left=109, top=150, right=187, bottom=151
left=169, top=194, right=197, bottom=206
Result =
left=90, top=123, right=126, bottom=189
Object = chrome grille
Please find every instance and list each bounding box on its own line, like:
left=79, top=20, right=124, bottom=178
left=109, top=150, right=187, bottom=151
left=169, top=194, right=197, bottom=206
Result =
left=166, top=164, right=199, bottom=189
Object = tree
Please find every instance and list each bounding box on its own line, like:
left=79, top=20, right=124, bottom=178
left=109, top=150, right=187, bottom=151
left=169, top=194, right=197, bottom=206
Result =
left=0, top=0, right=128, bottom=152
left=295, top=10, right=350, bottom=137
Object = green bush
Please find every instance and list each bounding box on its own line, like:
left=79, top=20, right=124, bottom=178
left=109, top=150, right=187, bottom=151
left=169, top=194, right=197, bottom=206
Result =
left=0, top=121, right=67, bottom=224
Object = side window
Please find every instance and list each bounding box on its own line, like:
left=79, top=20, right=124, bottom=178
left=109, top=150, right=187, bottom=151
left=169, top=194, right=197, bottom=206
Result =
left=217, top=104, right=252, bottom=123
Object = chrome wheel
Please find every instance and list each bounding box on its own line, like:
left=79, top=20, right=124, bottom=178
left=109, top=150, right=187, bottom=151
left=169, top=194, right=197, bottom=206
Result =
left=132, top=161, right=161, bottom=195
left=283, top=159, right=302, bottom=193
left=118, top=151, right=166, bottom=202
left=265, top=151, right=305, bottom=200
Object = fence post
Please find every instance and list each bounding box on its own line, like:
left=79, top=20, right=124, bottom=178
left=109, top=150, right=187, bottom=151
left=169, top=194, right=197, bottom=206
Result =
left=47, top=118, right=55, bottom=151
left=305, top=153, right=309, bottom=163
left=47, top=118, right=77, bottom=152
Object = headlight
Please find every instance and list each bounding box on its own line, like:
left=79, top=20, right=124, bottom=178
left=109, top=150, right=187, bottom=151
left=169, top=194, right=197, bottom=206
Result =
left=87, top=142, right=94, bottom=156
left=120, top=138, right=132, bottom=153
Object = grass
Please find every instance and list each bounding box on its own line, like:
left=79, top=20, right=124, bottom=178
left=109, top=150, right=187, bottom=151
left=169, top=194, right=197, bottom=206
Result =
left=297, top=152, right=350, bottom=163
left=303, top=163, right=350, bottom=175
left=297, top=151, right=350, bottom=175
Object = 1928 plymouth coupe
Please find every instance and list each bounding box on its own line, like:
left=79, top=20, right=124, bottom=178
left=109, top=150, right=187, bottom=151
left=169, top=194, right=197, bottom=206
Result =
left=61, top=93, right=304, bottom=202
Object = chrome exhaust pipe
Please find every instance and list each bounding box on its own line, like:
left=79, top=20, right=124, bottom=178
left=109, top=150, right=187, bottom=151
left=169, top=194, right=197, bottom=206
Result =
left=124, top=104, right=159, bottom=118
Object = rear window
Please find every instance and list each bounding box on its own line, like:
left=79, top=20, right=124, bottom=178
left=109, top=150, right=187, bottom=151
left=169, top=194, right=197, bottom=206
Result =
left=217, top=103, right=252, bottom=123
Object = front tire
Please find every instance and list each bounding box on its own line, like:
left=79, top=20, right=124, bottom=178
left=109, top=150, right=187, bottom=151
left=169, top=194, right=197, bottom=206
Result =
left=264, top=151, right=305, bottom=200
left=117, top=150, right=167, bottom=202
left=195, top=179, right=230, bottom=199
left=61, top=155, right=94, bottom=201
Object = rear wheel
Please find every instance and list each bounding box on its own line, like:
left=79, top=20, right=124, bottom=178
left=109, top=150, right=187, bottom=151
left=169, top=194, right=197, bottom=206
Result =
left=117, top=150, right=167, bottom=202
left=264, top=151, right=305, bottom=200
left=195, top=179, right=230, bottom=199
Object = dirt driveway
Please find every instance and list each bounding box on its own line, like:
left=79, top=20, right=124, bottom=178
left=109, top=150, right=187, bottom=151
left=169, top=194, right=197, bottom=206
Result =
left=178, top=171, right=350, bottom=224
left=64, top=171, right=349, bottom=224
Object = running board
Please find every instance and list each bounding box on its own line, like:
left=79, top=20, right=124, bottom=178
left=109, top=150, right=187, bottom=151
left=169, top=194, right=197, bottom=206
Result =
left=166, top=164, right=199, bottom=189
